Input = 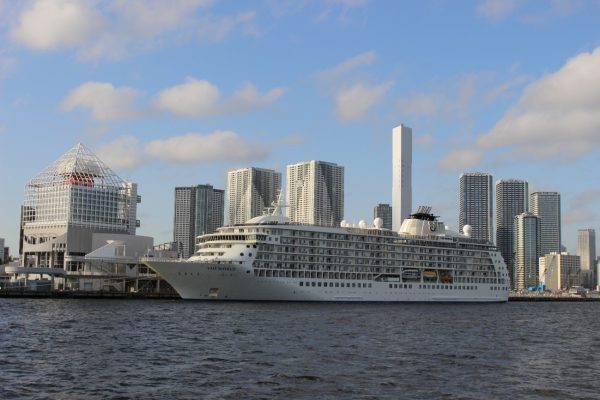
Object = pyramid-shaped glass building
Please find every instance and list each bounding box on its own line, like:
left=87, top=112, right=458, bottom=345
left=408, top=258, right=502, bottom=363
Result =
left=21, top=143, right=140, bottom=269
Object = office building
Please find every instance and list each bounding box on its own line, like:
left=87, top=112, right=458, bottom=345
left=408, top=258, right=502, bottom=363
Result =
left=174, top=185, right=224, bottom=259
left=286, top=160, right=344, bottom=227
left=459, top=172, right=493, bottom=242
left=530, top=192, right=561, bottom=257
left=539, top=252, right=581, bottom=291
left=495, top=179, right=528, bottom=287
left=20, top=143, right=141, bottom=271
left=514, top=212, right=541, bottom=290
left=227, top=167, right=281, bottom=225
left=374, top=204, right=393, bottom=230
left=0, top=238, right=4, bottom=264
left=577, top=229, right=596, bottom=285
left=392, top=124, right=412, bottom=231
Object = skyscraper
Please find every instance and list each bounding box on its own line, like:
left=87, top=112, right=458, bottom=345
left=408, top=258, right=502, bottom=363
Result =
left=227, top=167, right=281, bottom=225
left=530, top=192, right=561, bottom=257
left=174, top=185, right=224, bottom=259
left=495, top=179, right=528, bottom=287
left=286, top=160, right=344, bottom=227
left=577, top=229, right=596, bottom=288
left=459, top=172, right=493, bottom=242
left=374, top=204, right=393, bottom=230
left=21, top=143, right=140, bottom=269
left=0, top=238, right=4, bottom=265
left=514, top=212, right=541, bottom=290
left=392, top=124, right=412, bottom=231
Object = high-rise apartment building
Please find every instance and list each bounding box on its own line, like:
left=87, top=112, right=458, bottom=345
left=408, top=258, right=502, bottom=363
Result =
left=539, top=252, right=581, bottom=291
left=20, top=143, right=141, bottom=269
left=459, top=172, right=493, bottom=242
left=577, top=229, right=596, bottom=288
left=227, top=167, right=281, bottom=225
left=174, top=185, right=224, bottom=259
left=514, top=212, right=541, bottom=290
left=286, top=160, right=344, bottom=227
left=495, top=179, right=528, bottom=286
left=392, top=124, right=412, bottom=231
left=374, top=204, right=393, bottom=230
left=530, top=192, right=561, bottom=257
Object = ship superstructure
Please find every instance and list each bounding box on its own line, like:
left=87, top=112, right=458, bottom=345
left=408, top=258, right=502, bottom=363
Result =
left=143, top=207, right=509, bottom=302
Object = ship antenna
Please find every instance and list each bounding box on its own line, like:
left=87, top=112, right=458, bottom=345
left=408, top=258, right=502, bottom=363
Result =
left=270, top=189, right=286, bottom=216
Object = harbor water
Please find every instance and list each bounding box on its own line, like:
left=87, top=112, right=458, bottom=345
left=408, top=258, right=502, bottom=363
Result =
left=1, top=299, right=598, bottom=399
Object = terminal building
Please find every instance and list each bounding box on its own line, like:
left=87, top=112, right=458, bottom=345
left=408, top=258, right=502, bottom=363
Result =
left=9, top=143, right=172, bottom=293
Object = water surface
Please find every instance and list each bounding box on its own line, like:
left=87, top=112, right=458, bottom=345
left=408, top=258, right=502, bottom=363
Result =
left=1, top=299, right=598, bottom=399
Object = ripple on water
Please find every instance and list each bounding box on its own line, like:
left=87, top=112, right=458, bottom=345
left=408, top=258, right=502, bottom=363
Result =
left=1, top=300, right=599, bottom=400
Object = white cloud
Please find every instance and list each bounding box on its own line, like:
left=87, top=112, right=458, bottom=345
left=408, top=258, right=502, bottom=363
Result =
left=415, top=134, right=434, bottom=146
left=153, top=78, right=220, bottom=117
left=477, top=46, right=600, bottom=160
left=11, top=0, right=104, bottom=50
left=438, top=148, right=484, bottom=171
left=197, top=11, right=259, bottom=42
left=9, top=0, right=255, bottom=60
left=398, top=93, right=440, bottom=118
left=222, top=83, right=286, bottom=114
left=61, top=81, right=139, bottom=121
left=484, top=75, right=531, bottom=103
left=95, top=136, right=145, bottom=171
left=477, top=0, right=516, bottom=20
left=153, top=78, right=285, bottom=117
left=144, top=131, right=268, bottom=164
left=335, top=82, right=391, bottom=121
left=316, top=50, right=376, bottom=82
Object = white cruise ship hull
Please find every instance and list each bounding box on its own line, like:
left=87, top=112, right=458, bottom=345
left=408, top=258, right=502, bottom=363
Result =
left=144, top=259, right=509, bottom=302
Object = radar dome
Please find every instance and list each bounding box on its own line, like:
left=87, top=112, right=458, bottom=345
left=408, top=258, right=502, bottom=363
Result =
left=358, top=220, right=368, bottom=229
left=463, top=225, right=472, bottom=237
left=374, top=218, right=383, bottom=229
left=340, top=220, right=348, bottom=227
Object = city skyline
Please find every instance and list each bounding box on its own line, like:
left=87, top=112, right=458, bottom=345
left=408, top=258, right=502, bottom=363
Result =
left=0, top=1, right=599, bottom=254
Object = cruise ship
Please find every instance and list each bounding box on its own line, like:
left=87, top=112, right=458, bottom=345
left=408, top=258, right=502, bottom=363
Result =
left=143, top=207, right=510, bottom=302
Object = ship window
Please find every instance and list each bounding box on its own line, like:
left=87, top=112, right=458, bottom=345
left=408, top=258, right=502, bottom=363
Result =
left=389, top=284, right=392, bottom=288
left=300, top=282, right=303, bottom=286
left=352, top=283, right=356, bottom=287
left=335, top=283, right=339, bottom=287
left=312, top=282, right=315, bottom=287
left=369, top=283, right=372, bottom=288
left=318, top=282, right=321, bottom=287
left=341, top=283, right=344, bottom=287
left=330, top=282, right=334, bottom=287
left=240, top=253, right=244, bottom=256
left=249, top=253, right=252, bottom=257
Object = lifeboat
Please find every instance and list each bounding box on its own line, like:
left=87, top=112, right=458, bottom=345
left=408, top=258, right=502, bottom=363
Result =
left=423, top=270, right=437, bottom=279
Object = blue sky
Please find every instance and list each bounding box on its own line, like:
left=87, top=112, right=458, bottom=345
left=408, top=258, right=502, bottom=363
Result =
left=0, top=0, right=599, bottom=255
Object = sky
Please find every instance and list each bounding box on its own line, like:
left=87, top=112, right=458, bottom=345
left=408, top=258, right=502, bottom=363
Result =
left=0, top=0, right=599, bottom=256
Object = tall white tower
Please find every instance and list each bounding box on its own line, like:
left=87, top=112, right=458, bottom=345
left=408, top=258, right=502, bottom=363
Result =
left=392, top=124, right=412, bottom=231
